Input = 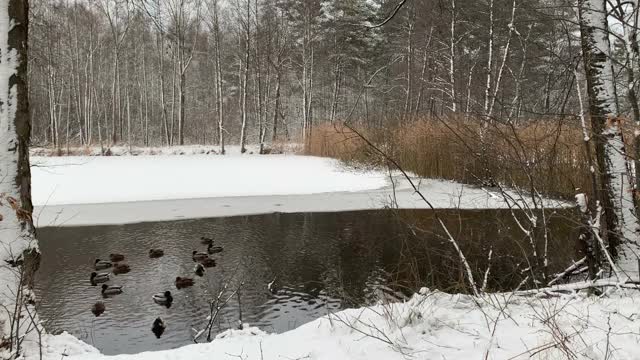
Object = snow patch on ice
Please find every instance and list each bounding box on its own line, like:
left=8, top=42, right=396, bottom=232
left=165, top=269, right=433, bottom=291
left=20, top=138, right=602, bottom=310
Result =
left=29, top=155, right=570, bottom=227
left=30, top=154, right=388, bottom=206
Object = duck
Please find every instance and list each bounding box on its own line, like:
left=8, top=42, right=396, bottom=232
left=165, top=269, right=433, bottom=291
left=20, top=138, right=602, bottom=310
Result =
left=200, top=236, right=214, bottom=245
left=151, top=317, right=166, bottom=338
left=101, top=284, right=123, bottom=296
left=207, top=243, right=224, bottom=254
left=175, top=277, right=194, bottom=289
left=194, top=263, right=205, bottom=277
left=152, top=291, right=173, bottom=307
left=91, top=302, right=106, bottom=317
left=90, top=272, right=110, bottom=285
left=199, top=258, right=216, bottom=268
left=192, top=251, right=208, bottom=260
left=94, top=259, right=112, bottom=270
left=112, top=263, right=131, bottom=275
left=109, top=253, right=125, bottom=262
left=267, top=277, right=277, bottom=294
left=149, top=249, right=164, bottom=258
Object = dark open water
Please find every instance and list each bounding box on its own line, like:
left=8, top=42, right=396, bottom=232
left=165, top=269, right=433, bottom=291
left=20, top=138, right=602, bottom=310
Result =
left=34, top=209, right=578, bottom=354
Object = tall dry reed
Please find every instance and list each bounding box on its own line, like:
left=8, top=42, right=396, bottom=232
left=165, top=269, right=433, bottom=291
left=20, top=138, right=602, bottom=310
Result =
left=306, top=117, right=593, bottom=199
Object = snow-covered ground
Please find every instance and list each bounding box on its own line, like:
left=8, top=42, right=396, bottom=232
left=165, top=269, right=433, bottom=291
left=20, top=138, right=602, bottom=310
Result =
left=26, top=289, right=640, bottom=360
left=31, top=153, right=567, bottom=227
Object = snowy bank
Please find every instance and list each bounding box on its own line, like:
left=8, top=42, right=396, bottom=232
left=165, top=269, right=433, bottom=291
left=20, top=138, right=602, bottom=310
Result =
left=30, top=144, right=303, bottom=157
left=27, top=289, right=640, bottom=359
left=31, top=154, right=569, bottom=227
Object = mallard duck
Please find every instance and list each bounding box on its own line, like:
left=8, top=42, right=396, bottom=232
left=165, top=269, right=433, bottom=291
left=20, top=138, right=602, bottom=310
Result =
left=199, top=258, right=216, bottom=268
left=194, top=263, right=205, bottom=277
left=101, top=284, right=123, bottom=296
left=91, top=302, right=105, bottom=317
left=90, top=272, right=110, bottom=285
left=207, top=243, right=224, bottom=254
left=200, top=236, right=214, bottom=245
left=267, top=277, right=277, bottom=294
left=109, top=253, right=125, bottom=262
left=175, top=277, right=194, bottom=289
left=149, top=249, right=164, bottom=258
left=192, top=251, right=208, bottom=260
left=94, top=259, right=112, bottom=270
left=112, top=263, right=131, bottom=275
left=151, top=317, right=166, bottom=338
left=152, top=291, right=173, bottom=306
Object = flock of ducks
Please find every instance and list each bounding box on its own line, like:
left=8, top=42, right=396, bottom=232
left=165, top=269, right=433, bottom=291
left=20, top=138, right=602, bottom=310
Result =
left=89, top=236, right=224, bottom=338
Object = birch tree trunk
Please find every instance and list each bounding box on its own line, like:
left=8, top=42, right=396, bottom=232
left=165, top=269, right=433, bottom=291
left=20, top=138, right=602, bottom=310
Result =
left=449, top=0, right=456, bottom=112
left=483, top=0, right=494, bottom=117
left=579, top=0, right=640, bottom=279
left=158, top=33, right=170, bottom=146
left=415, top=27, right=433, bottom=118
left=0, top=0, right=40, bottom=355
left=487, top=0, right=517, bottom=118
left=615, top=0, right=640, bottom=206
left=329, top=59, right=341, bottom=124
left=212, top=0, right=224, bottom=154
left=402, top=10, right=414, bottom=121
left=272, top=66, right=281, bottom=143
left=239, top=0, right=250, bottom=154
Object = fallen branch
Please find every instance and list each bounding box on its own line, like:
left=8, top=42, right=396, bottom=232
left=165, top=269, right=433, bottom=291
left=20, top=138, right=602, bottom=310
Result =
left=515, top=278, right=640, bottom=297
left=548, top=257, right=587, bottom=286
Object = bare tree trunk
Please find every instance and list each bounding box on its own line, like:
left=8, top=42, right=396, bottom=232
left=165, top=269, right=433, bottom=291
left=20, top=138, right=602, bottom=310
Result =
left=488, top=0, right=517, bottom=118
left=111, top=47, right=118, bottom=144
left=465, top=57, right=477, bottom=118
left=239, top=0, right=250, bottom=154
left=301, top=8, right=315, bottom=144
left=179, top=70, right=186, bottom=145
left=272, top=67, right=281, bottom=143
left=254, top=0, right=266, bottom=153
left=0, top=1, right=40, bottom=355
left=170, top=54, right=177, bottom=145
left=158, top=34, right=170, bottom=146
left=402, top=10, right=414, bottom=121
left=579, top=0, right=640, bottom=279
left=307, top=47, right=314, bottom=138
left=212, top=0, right=224, bottom=154
left=483, top=0, right=494, bottom=117
left=142, top=38, right=150, bottom=146
left=88, top=25, right=96, bottom=145
left=46, top=55, right=57, bottom=148
left=616, top=0, right=640, bottom=205
left=449, top=0, right=456, bottom=112
left=415, top=27, right=433, bottom=118
left=508, top=27, right=532, bottom=122
left=126, top=87, right=131, bottom=152
left=65, top=88, right=71, bottom=154
left=329, top=59, right=341, bottom=124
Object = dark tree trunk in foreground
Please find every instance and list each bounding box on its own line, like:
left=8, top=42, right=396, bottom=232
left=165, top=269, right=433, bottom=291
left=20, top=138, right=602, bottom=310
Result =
left=0, top=0, right=40, bottom=356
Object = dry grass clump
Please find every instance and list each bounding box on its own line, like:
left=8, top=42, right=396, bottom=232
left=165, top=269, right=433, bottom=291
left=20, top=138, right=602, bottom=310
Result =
left=306, top=116, right=595, bottom=199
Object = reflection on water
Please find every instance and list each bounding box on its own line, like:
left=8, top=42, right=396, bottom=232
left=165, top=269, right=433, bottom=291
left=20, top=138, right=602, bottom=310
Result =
left=34, top=209, right=578, bottom=355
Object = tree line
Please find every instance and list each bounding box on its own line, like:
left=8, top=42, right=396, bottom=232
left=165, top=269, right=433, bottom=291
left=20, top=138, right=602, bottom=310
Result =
left=29, top=0, right=586, bottom=153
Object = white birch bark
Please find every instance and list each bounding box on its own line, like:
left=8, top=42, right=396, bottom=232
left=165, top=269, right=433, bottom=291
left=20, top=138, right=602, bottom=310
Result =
left=449, top=0, right=456, bottom=112
left=579, top=0, right=640, bottom=279
left=483, top=0, right=494, bottom=117
left=0, top=0, right=39, bottom=355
